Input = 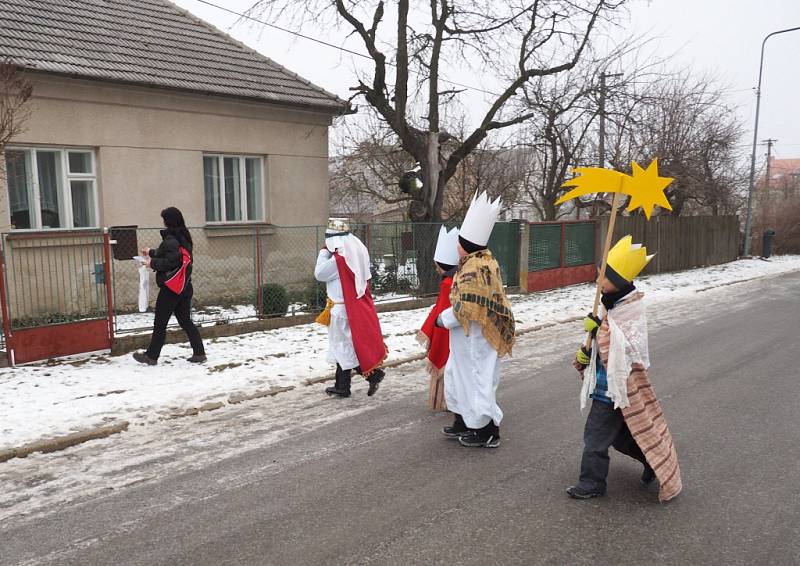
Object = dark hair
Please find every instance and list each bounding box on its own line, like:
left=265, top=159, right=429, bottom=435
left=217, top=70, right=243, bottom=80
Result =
left=458, top=235, right=486, bottom=254
left=161, top=206, right=193, bottom=247
left=436, top=261, right=456, bottom=272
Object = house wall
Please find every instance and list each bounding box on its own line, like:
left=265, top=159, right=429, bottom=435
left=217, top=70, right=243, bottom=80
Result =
left=0, top=73, right=336, bottom=317
left=8, top=73, right=333, bottom=228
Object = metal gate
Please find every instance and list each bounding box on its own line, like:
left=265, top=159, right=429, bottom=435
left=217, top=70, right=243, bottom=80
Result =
left=0, top=229, right=114, bottom=365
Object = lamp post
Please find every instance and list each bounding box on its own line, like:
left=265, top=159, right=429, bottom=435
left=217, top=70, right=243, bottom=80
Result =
left=743, top=26, right=800, bottom=256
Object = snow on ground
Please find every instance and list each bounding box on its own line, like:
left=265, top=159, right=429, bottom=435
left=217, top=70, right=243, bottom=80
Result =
left=2, top=256, right=799, bottom=449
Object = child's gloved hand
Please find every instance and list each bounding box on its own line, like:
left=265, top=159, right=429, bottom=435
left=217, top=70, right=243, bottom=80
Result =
left=575, top=346, right=592, bottom=368
left=583, top=313, right=602, bottom=336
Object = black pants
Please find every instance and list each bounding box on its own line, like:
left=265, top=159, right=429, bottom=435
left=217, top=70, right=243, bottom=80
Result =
left=146, top=284, right=205, bottom=360
left=577, top=400, right=649, bottom=493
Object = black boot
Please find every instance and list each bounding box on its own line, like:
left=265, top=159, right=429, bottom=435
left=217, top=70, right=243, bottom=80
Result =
left=366, top=368, right=385, bottom=397
left=443, top=413, right=469, bottom=439
left=641, top=463, right=656, bottom=485
left=325, top=365, right=352, bottom=398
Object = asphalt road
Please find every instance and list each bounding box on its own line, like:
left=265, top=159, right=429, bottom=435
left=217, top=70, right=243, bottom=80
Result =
left=2, top=272, right=800, bottom=566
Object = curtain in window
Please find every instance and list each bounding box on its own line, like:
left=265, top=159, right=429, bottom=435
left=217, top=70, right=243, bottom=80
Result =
left=5, top=150, right=32, bottom=229
left=204, top=156, right=221, bottom=222
left=224, top=157, right=241, bottom=221
left=245, top=157, right=263, bottom=221
left=70, top=181, right=94, bottom=228
left=36, top=151, right=61, bottom=228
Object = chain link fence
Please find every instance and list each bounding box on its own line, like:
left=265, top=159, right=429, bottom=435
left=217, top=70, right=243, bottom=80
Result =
left=529, top=221, right=596, bottom=271
left=0, top=222, right=524, bottom=340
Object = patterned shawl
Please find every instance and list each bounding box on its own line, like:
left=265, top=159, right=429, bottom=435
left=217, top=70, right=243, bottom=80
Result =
left=595, top=293, right=683, bottom=503
left=449, top=250, right=515, bottom=358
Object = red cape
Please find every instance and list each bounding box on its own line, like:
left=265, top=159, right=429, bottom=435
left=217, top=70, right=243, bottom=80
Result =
left=420, top=276, right=453, bottom=370
left=335, top=253, right=387, bottom=376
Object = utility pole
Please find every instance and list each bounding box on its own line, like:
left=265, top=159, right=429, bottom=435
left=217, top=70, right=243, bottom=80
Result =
left=763, top=138, right=777, bottom=189
left=744, top=26, right=800, bottom=256
left=592, top=71, right=622, bottom=217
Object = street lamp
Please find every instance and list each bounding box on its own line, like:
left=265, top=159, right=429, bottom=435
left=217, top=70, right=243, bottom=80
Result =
left=743, top=26, right=800, bottom=256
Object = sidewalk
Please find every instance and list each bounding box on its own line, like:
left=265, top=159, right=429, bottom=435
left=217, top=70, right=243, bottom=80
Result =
left=2, top=256, right=799, bottom=451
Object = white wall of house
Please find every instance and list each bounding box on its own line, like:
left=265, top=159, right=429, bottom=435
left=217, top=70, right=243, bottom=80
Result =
left=2, top=72, right=333, bottom=231
left=0, top=73, right=338, bottom=314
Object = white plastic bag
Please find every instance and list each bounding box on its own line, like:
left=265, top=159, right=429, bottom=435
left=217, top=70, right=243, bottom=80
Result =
left=138, top=265, right=149, bottom=312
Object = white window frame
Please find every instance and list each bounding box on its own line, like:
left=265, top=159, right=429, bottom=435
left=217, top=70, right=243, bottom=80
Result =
left=203, top=153, right=266, bottom=224
left=5, top=146, right=100, bottom=230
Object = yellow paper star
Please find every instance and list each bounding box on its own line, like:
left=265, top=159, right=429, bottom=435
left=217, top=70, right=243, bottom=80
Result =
left=625, top=159, right=673, bottom=219
left=555, top=158, right=674, bottom=220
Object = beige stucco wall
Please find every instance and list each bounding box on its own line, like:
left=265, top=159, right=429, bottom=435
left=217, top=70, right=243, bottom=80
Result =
left=0, top=73, right=337, bottom=317
left=6, top=72, right=333, bottom=229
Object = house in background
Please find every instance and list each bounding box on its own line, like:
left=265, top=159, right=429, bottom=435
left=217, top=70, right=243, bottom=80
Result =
left=0, top=0, right=347, bottom=230
left=0, top=0, right=348, bottom=315
left=759, top=157, right=800, bottom=199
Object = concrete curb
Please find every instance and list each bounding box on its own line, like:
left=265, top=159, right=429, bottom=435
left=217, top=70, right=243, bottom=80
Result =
left=0, top=421, right=129, bottom=464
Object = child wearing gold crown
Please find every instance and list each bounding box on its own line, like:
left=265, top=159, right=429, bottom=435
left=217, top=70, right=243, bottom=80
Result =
left=315, top=219, right=387, bottom=398
left=436, top=193, right=515, bottom=448
left=567, top=235, right=682, bottom=502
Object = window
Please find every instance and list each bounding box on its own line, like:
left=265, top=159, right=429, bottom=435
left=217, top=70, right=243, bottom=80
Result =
left=203, top=154, right=264, bottom=223
left=4, top=148, right=98, bottom=229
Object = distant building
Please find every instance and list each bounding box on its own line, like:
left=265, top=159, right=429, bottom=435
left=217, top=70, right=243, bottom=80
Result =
left=759, top=157, right=800, bottom=199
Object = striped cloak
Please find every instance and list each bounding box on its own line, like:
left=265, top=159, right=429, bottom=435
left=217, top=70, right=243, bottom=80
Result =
left=595, top=294, right=683, bottom=503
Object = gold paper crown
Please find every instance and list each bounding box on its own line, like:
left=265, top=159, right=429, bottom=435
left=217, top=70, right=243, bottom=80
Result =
left=606, top=235, right=655, bottom=284
left=327, top=218, right=350, bottom=233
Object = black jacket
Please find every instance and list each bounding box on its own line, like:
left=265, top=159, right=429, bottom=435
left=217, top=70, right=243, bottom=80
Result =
left=149, top=229, right=193, bottom=290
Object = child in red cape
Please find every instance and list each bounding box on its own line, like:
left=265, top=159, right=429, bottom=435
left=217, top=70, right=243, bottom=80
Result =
left=418, top=226, right=460, bottom=411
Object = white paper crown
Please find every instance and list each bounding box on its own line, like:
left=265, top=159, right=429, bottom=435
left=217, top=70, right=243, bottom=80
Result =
left=459, top=191, right=501, bottom=247
left=434, top=226, right=460, bottom=266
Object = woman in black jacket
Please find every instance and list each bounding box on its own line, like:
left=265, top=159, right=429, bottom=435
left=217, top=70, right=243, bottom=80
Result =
left=133, top=207, right=206, bottom=365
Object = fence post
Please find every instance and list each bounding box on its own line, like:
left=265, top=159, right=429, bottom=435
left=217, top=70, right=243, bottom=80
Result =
left=0, top=243, right=14, bottom=367
left=255, top=225, right=263, bottom=317
left=559, top=222, right=567, bottom=268
left=517, top=222, right=530, bottom=292
left=102, top=228, right=115, bottom=345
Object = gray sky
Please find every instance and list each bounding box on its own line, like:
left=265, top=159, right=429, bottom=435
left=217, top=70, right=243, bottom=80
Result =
left=172, top=0, right=800, bottom=161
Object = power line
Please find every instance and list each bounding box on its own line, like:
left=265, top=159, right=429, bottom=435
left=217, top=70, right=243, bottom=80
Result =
left=192, top=0, right=503, bottom=97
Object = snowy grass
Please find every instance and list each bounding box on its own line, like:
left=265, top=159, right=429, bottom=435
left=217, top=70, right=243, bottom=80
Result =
left=2, top=256, right=799, bottom=448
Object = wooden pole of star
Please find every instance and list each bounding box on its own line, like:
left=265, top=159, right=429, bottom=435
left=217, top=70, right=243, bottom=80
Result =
left=585, top=181, right=624, bottom=351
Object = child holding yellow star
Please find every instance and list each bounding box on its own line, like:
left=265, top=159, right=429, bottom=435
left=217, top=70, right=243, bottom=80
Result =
left=567, top=235, right=682, bottom=503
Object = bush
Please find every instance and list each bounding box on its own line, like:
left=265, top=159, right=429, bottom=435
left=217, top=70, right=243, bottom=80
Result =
left=259, top=283, right=289, bottom=317
left=287, top=279, right=328, bottom=313
left=303, top=280, right=328, bottom=312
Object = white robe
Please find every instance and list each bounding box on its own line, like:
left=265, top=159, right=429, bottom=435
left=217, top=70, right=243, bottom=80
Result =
left=315, top=249, right=359, bottom=370
left=440, top=307, right=503, bottom=429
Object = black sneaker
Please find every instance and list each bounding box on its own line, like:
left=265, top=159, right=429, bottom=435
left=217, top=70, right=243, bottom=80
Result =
left=325, top=386, right=351, bottom=398
left=366, top=369, right=384, bottom=397
left=132, top=351, right=157, bottom=366
left=566, top=485, right=605, bottom=499
left=641, top=464, right=656, bottom=485
left=442, top=425, right=469, bottom=439
left=458, top=431, right=501, bottom=448
left=187, top=355, right=207, bottom=364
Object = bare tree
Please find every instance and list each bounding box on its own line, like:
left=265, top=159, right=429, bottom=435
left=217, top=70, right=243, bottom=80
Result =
left=329, top=115, right=416, bottom=221
left=248, top=0, right=627, bottom=222
left=330, top=112, right=534, bottom=222
left=608, top=70, right=746, bottom=216
left=0, top=59, right=33, bottom=176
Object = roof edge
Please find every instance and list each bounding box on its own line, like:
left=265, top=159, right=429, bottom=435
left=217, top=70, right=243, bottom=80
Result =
left=165, top=0, right=350, bottom=113
left=22, top=68, right=350, bottom=116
